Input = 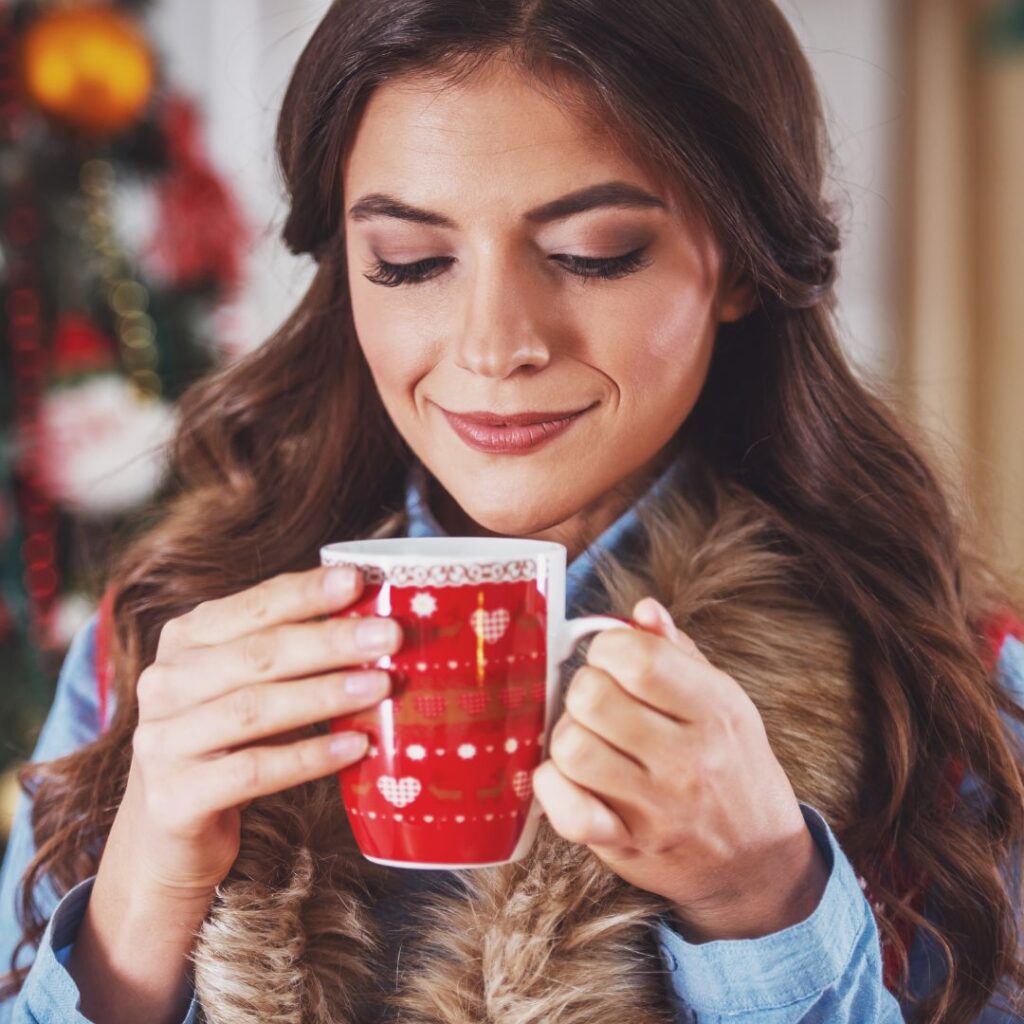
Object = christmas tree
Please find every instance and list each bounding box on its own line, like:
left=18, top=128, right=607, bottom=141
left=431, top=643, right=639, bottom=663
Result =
left=0, top=0, right=249, bottom=855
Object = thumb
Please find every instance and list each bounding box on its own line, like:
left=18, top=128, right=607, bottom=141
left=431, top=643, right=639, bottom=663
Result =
left=633, top=596, right=678, bottom=639
left=632, top=597, right=708, bottom=663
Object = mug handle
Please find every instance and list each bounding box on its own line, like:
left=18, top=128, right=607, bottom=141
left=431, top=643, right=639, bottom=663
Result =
left=517, top=612, right=639, bottom=845
left=552, top=612, right=637, bottom=667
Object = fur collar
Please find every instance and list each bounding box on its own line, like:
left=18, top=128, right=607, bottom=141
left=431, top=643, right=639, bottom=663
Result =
left=189, top=466, right=867, bottom=1023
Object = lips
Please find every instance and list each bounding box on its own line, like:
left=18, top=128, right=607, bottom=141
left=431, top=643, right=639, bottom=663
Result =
left=446, top=407, right=592, bottom=426
left=438, top=402, right=595, bottom=454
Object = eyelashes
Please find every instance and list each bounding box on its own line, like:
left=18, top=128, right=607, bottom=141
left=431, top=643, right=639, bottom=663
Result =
left=362, top=246, right=653, bottom=288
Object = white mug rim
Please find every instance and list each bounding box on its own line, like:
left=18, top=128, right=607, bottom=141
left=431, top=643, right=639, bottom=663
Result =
left=320, top=536, right=567, bottom=566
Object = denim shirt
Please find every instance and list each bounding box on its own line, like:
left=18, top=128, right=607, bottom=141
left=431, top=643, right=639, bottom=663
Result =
left=1, top=452, right=1022, bottom=1023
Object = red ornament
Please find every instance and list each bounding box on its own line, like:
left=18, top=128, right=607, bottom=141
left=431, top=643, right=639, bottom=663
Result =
left=143, top=93, right=249, bottom=294
left=50, top=313, right=115, bottom=377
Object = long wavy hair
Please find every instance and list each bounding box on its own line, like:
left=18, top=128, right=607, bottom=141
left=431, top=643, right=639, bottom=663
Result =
left=3, top=1, right=1023, bottom=1021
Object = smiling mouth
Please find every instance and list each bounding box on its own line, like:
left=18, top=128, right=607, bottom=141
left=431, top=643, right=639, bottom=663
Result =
left=438, top=402, right=596, bottom=454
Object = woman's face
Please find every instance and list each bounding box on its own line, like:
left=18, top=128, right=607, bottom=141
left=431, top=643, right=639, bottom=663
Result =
left=343, top=58, right=751, bottom=553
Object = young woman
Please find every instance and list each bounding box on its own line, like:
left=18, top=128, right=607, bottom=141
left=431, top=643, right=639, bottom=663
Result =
left=1, top=1, right=1023, bottom=1022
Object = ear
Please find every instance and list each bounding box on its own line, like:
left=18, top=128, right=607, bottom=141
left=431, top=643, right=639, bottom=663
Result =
left=716, top=266, right=757, bottom=324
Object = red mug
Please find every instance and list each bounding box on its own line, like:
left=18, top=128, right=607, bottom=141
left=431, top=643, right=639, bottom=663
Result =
left=319, top=536, right=637, bottom=869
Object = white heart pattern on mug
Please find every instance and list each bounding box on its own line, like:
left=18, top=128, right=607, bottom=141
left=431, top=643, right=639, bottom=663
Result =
left=377, top=775, right=422, bottom=807
left=470, top=607, right=510, bottom=643
left=512, top=770, right=533, bottom=800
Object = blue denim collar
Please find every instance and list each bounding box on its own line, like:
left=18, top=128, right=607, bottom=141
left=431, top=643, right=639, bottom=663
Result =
left=404, top=449, right=689, bottom=616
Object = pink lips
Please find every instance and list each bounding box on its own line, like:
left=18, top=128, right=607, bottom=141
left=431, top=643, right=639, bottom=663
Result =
left=439, top=403, right=594, bottom=454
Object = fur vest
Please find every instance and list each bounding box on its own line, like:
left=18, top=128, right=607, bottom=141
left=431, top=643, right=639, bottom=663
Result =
left=188, top=470, right=869, bottom=1024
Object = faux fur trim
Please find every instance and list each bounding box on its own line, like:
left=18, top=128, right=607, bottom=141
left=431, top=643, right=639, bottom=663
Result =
left=190, top=462, right=866, bottom=1023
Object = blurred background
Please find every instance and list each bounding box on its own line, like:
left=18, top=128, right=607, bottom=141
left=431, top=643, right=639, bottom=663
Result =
left=0, top=0, right=1021, bottom=856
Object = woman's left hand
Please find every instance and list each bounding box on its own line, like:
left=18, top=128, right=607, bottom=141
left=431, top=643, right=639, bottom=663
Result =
left=532, top=596, right=830, bottom=943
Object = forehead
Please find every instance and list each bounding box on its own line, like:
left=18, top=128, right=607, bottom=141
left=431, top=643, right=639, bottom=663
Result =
left=341, top=59, right=667, bottom=218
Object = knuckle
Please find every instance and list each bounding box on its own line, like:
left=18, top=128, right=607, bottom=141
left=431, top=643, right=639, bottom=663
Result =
left=321, top=673, right=351, bottom=706
left=158, top=615, right=179, bottom=644
left=688, top=747, right=721, bottom=791
left=241, top=630, right=276, bottom=675
left=295, top=737, right=326, bottom=774
left=307, top=568, right=331, bottom=602
left=242, top=581, right=272, bottom=623
left=565, top=669, right=602, bottom=719
left=132, top=720, right=164, bottom=761
left=330, top=617, right=356, bottom=652
left=585, top=630, right=614, bottom=665
left=551, top=722, right=586, bottom=769
left=136, top=664, right=167, bottom=713
left=230, top=686, right=264, bottom=730
left=631, top=641, right=659, bottom=684
left=231, top=748, right=262, bottom=792
left=244, top=581, right=274, bottom=618
left=720, top=704, right=746, bottom=740
left=158, top=614, right=186, bottom=652
left=709, top=695, right=752, bottom=743
left=179, top=600, right=210, bottom=634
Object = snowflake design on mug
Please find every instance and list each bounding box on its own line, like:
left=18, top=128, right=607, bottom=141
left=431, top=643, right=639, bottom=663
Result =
left=410, top=592, right=437, bottom=618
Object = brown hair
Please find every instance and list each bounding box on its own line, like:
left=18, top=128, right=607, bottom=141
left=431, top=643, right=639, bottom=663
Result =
left=4, top=1, right=1023, bottom=1020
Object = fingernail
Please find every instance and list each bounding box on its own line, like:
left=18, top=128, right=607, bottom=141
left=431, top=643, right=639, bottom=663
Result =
left=356, top=617, right=401, bottom=652
left=637, top=597, right=660, bottom=623
left=330, top=731, right=368, bottom=759
left=323, top=565, right=358, bottom=598
left=344, top=671, right=389, bottom=697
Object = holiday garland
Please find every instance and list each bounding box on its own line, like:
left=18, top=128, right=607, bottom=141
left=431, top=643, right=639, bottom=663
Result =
left=0, top=0, right=248, bottom=836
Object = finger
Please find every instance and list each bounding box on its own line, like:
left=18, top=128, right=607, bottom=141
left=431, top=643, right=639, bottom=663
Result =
left=633, top=597, right=710, bottom=664
left=563, top=664, right=679, bottom=768
left=161, top=564, right=366, bottom=653
left=184, top=729, right=370, bottom=817
left=145, top=669, right=391, bottom=758
left=548, top=711, right=647, bottom=805
left=532, top=759, right=631, bottom=848
left=585, top=627, right=732, bottom=723
left=138, top=613, right=403, bottom=718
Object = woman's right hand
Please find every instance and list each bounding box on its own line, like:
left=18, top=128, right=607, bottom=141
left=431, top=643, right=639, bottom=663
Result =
left=116, top=563, right=400, bottom=900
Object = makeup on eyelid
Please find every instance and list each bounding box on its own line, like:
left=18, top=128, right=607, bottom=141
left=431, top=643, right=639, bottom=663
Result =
left=342, top=57, right=754, bottom=548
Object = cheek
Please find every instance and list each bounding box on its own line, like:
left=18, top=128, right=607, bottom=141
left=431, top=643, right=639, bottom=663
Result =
left=599, top=287, right=715, bottom=408
left=350, top=291, right=435, bottom=402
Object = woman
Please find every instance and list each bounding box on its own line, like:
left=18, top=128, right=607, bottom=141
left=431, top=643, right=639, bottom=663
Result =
left=1, top=1, right=1023, bottom=1022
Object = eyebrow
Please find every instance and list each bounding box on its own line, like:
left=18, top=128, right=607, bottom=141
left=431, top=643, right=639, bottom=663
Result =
left=346, top=180, right=667, bottom=229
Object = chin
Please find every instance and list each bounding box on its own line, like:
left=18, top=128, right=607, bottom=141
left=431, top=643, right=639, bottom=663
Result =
left=450, top=486, right=573, bottom=539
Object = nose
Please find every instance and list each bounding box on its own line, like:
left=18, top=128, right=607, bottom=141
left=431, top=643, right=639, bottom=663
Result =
left=452, top=247, right=553, bottom=378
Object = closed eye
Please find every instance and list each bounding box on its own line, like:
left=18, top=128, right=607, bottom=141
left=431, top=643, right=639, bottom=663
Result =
left=362, top=246, right=653, bottom=288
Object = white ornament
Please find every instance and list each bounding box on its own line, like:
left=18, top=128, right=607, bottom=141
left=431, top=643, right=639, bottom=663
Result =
left=406, top=744, right=427, bottom=760
left=410, top=592, right=438, bottom=618
left=457, top=743, right=476, bottom=759
left=29, top=376, right=177, bottom=516
left=49, top=592, right=97, bottom=649
left=376, top=775, right=422, bottom=807
left=504, top=737, right=519, bottom=753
